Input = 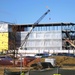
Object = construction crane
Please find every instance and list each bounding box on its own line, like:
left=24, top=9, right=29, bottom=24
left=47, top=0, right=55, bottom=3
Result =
left=19, top=9, right=50, bottom=50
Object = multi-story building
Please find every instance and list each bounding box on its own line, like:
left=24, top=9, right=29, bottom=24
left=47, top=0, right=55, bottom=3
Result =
left=16, top=23, right=75, bottom=55
left=0, top=22, right=75, bottom=55
left=0, top=22, right=20, bottom=53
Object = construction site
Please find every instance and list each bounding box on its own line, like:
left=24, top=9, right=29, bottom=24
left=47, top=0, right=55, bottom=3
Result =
left=0, top=21, right=75, bottom=55
left=0, top=10, right=75, bottom=75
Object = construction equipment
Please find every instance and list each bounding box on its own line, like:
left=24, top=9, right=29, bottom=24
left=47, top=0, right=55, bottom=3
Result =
left=18, top=9, right=50, bottom=50
left=65, top=39, right=75, bottom=48
left=63, top=30, right=75, bottom=48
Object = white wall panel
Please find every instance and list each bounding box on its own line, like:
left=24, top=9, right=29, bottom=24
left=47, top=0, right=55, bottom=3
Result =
left=0, top=23, right=8, bottom=32
left=19, top=30, right=62, bottom=51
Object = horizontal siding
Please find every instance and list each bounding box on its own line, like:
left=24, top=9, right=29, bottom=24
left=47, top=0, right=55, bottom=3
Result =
left=18, top=30, right=62, bottom=50
left=0, top=33, right=8, bottom=51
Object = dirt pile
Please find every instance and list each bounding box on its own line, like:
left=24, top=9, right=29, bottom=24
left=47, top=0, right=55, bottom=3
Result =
left=50, top=56, right=75, bottom=68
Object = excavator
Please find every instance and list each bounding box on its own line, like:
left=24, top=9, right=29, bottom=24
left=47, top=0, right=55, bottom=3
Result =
left=18, top=9, right=50, bottom=52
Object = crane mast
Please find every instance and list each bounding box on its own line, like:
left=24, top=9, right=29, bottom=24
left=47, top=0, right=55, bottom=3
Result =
left=19, top=9, right=50, bottom=50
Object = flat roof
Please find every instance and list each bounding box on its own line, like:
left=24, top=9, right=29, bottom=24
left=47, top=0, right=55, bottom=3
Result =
left=12, top=22, right=75, bottom=27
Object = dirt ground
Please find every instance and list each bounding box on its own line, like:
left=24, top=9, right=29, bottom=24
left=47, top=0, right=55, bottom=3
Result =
left=51, top=56, right=75, bottom=68
left=1, top=56, right=75, bottom=75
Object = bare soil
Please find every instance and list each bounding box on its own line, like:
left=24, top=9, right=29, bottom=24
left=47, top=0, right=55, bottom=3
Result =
left=1, top=56, right=75, bottom=75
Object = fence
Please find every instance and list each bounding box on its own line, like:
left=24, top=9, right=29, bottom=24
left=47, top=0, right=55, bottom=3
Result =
left=4, top=69, right=20, bottom=75
left=4, top=68, right=75, bottom=75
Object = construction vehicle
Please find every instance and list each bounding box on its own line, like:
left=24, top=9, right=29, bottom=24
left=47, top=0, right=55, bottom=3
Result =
left=18, top=9, right=50, bottom=53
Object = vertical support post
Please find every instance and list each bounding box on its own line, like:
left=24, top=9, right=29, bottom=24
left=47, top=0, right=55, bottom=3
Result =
left=57, top=67, right=59, bottom=74
left=20, top=54, right=22, bottom=74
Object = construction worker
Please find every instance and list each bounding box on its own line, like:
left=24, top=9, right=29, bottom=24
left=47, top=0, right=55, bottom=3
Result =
left=20, top=72, right=25, bottom=75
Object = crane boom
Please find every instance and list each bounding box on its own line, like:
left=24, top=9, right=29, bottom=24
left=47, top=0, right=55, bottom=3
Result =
left=20, top=9, right=50, bottom=49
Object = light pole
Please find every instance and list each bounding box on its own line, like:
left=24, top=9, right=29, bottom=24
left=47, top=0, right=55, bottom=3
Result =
left=19, top=53, right=22, bottom=74
left=17, top=53, right=23, bottom=74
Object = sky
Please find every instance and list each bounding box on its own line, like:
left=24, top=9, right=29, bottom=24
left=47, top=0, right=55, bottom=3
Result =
left=0, top=0, right=75, bottom=24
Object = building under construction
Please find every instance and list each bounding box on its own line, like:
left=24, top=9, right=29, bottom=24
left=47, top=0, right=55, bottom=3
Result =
left=0, top=22, right=75, bottom=54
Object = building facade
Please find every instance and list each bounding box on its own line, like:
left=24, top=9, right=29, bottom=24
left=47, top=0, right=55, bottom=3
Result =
left=0, top=22, right=17, bottom=52
left=15, top=23, right=75, bottom=54
left=0, top=23, right=9, bottom=52
left=0, top=22, right=75, bottom=55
